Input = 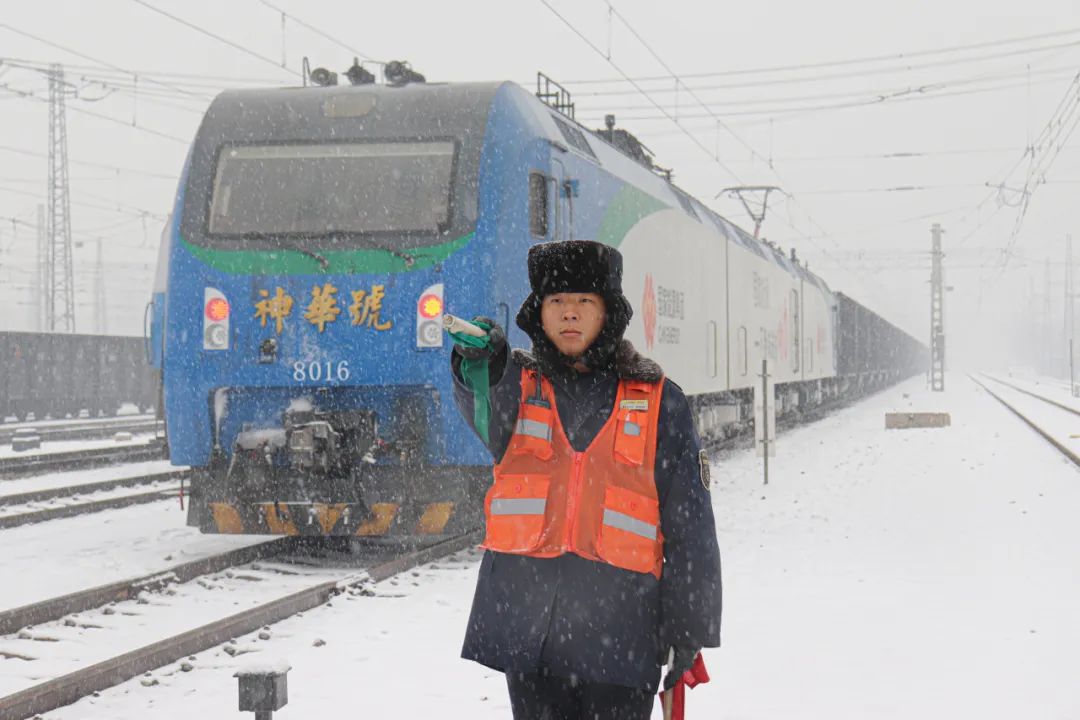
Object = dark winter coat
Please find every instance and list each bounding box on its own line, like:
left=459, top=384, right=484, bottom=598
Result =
left=451, top=340, right=722, bottom=692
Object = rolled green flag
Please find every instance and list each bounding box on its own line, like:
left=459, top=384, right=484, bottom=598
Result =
left=448, top=319, right=492, bottom=445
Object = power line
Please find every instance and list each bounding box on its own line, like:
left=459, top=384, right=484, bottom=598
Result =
left=1, top=60, right=212, bottom=115
left=0, top=21, right=204, bottom=99
left=255, top=0, right=379, bottom=63
left=574, top=63, right=1078, bottom=114
left=0, top=82, right=190, bottom=144
left=576, top=69, right=1077, bottom=123
left=0, top=183, right=168, bottom=221
left=537, top=1, right=742, bottom=179
left=0, top=54, right=282, bottom=85
left=0, top=142, right=178, bottom=180
left=595, top=1, right=869, bottom=284
left=563, top=26, right=1080, bottom=84
left=568, top=38, right=1080, bottom=97
left=540, top=0, right=883, bottom=302
left=131, top=0, right=301, bottom=78
left=799, top=183, right=988, bottom=196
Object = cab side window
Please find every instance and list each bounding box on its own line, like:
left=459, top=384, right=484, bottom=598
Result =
left=529, top=172, right=548, bottom=238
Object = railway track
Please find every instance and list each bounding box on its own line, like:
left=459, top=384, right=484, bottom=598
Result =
left=0, top=530, right=481, bottom=720
left=0, top=470, right=185, bottom=529
left=0, top=417, right=159, bottom=445
left=981, top=374, right=1080, bottom=418
left=0, top=443, right=168, bottom=479
left=971, top=375, right=1080, bottom=466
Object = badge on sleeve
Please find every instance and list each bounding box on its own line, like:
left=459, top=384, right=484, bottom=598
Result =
left=698, top=449, right=711, bottom=490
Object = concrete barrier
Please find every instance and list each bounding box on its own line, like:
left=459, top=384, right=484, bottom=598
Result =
left=885, top=412, right=951, bottom=429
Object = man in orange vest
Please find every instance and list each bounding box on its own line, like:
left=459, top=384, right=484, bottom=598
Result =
left=451, top=240, right=722, bottom=719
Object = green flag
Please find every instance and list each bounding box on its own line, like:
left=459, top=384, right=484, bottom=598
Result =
left=449, top=319, right=493, bottom=445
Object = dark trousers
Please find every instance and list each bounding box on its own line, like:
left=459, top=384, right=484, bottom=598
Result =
left=506, top=670, right=655, bottom=720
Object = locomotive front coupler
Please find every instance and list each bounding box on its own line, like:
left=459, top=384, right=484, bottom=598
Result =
left=283, top=406, right=377, bottom=474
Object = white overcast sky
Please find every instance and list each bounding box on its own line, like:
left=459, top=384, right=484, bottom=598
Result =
left=1, top=0, right=1079, bottom=370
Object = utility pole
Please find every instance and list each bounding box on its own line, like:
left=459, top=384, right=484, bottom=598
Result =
left=929, top=223, right=945, bottom=391
left=36, top=204, right=46, bottom=331
left=46, top=63, right=76, bottom=333
left=93, top=239, right=106, bottom=334
left=1066, top=235, right=1075, bottom=389
left=1044, top=257, right=1053, bottom=377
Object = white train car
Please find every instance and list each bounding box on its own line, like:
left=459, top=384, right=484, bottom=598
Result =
left=517, top=91, right=920, bottom=441
left=617, top=185, right=838, bottom=440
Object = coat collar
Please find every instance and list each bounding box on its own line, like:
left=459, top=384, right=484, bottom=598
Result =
left=512, top=339, right=663, bottom=383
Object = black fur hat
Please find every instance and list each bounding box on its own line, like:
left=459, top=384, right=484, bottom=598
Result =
left=516, top=240, right=634, bottom=374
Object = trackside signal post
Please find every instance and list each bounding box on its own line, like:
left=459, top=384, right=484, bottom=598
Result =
left=930, top=223, right=945, bottom=392
left=755, top=359, right=776, bottom=484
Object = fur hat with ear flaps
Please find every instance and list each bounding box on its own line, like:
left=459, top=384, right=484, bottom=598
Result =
left=515, top=240, right=634, bottom=376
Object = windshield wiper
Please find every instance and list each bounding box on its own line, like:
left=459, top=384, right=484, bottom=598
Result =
left=326, top=231, right=417, bottom=268
left=242, top=232, right=329, bottom=270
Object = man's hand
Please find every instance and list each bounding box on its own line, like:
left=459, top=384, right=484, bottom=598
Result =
left=662, top=646, right=700, bottom=691
left=454, top=316, right=506, bottom=361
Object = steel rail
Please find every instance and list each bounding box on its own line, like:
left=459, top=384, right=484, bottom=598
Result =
left=0, top=470, right=187, bottom=507
left=0, top=443, right=167, bottom=478
left=981, top=374, right=1080, bottom=417
left=0, top=538, right=292, bottom=635
left=0, top=530, right=482, bottom=720
left=970, top=375, right=1080, bottom=467
left=0, top=487, right=179, bottom=530
left=0, top=418, right=159, bottom=445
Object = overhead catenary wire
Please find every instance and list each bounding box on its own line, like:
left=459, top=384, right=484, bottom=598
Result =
left=130, top=0, right=302, bottom=78
left=596, top=1, right=871, bottom=277
left=255, top=0, right=379, bottom=64
left=561, top=25, right=1080, bottom=84
left=0, top=54, right=285, bottom=86
left=0, top=183, right=168, bottom=222
left=575, top=69, right=1079, bottom=123
left=536, top=0, right=744, bottom=183
left=0, top=82, right=190, bottom=144
left=0, top=143, right=178, bottom=180
left=0, top=21, right=205, bottom=99
left=539, top=0, right=884, bottom=303
left=573, top=63, right=1080, bottom=114
left=568, top=38, right=1080, bottom=97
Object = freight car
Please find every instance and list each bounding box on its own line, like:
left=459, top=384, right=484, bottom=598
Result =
left=156, top=65, right=925, bottom=537
left=0, top=331, right=157, bottom=422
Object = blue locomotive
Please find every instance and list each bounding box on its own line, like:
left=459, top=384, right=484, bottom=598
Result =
left=155, top=66, right=924, bottom=537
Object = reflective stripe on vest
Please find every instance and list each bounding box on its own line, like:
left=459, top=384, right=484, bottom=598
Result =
left=603, top=508, right=658, bottom=540
left=515, top=418, right=552, bottom=442
left=491, top=498, right=547, bottom=515
left=510, top=400, right=555, bottom=459
left=483, top=369, right=666, bottom=578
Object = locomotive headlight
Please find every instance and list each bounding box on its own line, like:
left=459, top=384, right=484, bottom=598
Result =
left=416, top=283, right=444, bottom=349
left=418, top=321, right=441, bottom=346
left=205, top=323, right=228, bottom=349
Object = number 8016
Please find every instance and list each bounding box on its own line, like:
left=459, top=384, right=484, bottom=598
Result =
left=292, top=360, right=350, bottom=382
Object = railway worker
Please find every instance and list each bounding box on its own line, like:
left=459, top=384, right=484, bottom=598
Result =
left=449, top=240, right=722, bottom=719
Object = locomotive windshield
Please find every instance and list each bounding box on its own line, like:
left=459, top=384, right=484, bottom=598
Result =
left=207, top=141, right=455, bottom=239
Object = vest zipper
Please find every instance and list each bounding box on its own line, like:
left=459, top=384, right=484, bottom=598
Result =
left=566, top=452, right=585, bottom=549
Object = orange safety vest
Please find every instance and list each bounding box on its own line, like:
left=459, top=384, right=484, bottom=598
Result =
left=481, top=369, right=666, bottom=579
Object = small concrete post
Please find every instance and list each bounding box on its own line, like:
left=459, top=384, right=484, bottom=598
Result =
left=236, top=663, right=290, bottom=720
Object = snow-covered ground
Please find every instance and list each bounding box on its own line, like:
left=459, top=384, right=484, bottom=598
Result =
left=987, top=371, right=1080, bottom=412
left=0, top=501, right=265, bottom=611
left=0, top=433, right=159, bottom=460
left=0, top=559, right=358, bottom=698
left=33, top=373, right=1080, bottom=718
left=0, top=460, right=178, bottom=498
left=979, top=376, right=1080, bottom=451
left=0, top=414, right=155, bottom=431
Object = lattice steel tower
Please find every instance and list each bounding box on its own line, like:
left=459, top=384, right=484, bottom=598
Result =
left=46, top=63, right=76, bottom=333
left=929, top=223, right=945, bottom=391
